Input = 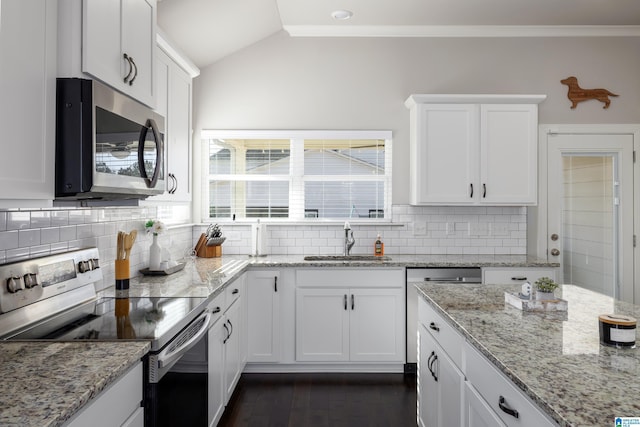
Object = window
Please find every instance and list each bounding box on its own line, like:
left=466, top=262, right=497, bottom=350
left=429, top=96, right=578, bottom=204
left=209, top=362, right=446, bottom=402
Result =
left=201, top=130, right=392, bottom=221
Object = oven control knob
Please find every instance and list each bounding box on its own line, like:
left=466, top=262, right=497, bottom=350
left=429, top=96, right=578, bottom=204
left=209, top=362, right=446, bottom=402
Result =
left=23, top=273, right=38, bottom=289
left=6, top=276, right=24, bottom=293
left=91, top=258, right=100, bottom=269
left=78, top=260, right=90, bottom=273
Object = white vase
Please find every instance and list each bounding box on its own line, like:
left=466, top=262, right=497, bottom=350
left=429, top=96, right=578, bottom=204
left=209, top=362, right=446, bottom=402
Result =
left=149, top=234, right=162, bottom=270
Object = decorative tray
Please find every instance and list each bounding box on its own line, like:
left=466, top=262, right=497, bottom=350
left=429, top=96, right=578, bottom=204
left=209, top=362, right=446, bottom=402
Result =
left=140, top=262, right=186, bottom=276
left=504, top=291, right=568, bottom=312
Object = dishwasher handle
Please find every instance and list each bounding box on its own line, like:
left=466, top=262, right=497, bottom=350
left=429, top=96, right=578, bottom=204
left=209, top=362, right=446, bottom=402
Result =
left=425, top=277, right=466, bottom=282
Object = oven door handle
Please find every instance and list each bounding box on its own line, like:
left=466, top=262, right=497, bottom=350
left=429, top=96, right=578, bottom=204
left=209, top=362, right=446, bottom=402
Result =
left=157, top=311, right=212, bottom=369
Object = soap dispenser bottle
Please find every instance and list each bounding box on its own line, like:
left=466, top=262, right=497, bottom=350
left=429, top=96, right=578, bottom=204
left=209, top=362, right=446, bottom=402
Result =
left=374, top=234, right=384, bottom=257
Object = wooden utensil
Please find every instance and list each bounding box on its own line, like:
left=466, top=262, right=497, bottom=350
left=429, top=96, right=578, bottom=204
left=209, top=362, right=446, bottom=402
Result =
left=124, top=229, right=137, bottom=260
left=117, top=231, right=125, bottom=260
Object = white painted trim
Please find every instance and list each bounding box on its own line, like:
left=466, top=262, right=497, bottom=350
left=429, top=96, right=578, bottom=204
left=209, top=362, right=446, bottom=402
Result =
left=202, top=129, right=393, bottom=140
left=243, top=363, right=405, bottom=373
left=405, top=94, right=547, bottom=108
left=156, top=30, right=200, bottom=78
left=284, top=25, right=640, bottom=38
left=536, top=124, right=640, bottom=303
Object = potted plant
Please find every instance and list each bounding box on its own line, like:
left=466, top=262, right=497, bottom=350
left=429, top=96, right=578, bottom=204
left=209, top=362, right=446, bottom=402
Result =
left=534, top=277, right=558, bottom=300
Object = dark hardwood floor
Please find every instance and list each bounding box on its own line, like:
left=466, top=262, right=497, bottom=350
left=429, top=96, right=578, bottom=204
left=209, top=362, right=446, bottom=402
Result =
left=218, top=373, right=417, bottom=427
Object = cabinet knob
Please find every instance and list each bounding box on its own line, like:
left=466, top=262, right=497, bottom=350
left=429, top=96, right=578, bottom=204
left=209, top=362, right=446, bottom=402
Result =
left=429, top=322, right=440, bottom=332
left=550, top=248, right=560, bottom=257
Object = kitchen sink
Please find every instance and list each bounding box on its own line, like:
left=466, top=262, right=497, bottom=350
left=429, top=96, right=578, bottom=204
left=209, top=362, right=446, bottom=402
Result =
left=303, top=255, right=392, bottom=261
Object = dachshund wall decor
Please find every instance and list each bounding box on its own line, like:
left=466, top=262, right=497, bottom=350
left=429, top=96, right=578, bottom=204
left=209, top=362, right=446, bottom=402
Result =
left=560, top=76, right=618, bottom=109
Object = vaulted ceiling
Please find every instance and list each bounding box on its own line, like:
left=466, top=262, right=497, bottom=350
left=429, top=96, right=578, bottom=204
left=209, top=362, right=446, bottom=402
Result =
left=157, top=0, right=640, bottom=68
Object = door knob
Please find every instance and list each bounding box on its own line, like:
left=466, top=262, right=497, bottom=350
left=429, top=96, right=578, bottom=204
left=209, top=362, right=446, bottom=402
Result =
left=550, top=248, right=560, bottom=256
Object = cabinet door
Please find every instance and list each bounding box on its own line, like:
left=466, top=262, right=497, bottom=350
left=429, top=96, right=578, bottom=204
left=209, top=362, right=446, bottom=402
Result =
left=418, top=324, right=438, bottom=427
left=0, top=0, right=55, bottom=203
left=295, top=288, right=350, bottom=362
left=418, top=323, right=464, bottom=427
left=207, top=317, right=225, bottom=427
left=121, top=0, right=155, bottom=106
left=247, top=271, right=281, bottom=362
left=166, top=64, right=192, bottom=201
left=149, top=48, right=193, bottom=202
left=480, top=104, right=537, bottom=205
left=224, top=300, right=241, bottom=402
left=465, top=382, right=506, bottom=427
left=82, top=0, right=121, bottom=88
left=410, top=104, right=479, bottom=205
left=83, top=0, right=156, bottom=107
left=349, top=288, right=404, bottom=362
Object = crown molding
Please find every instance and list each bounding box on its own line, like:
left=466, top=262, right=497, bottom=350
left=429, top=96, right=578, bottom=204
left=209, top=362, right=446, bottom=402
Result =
left=283, top=25, right=640, bottom=38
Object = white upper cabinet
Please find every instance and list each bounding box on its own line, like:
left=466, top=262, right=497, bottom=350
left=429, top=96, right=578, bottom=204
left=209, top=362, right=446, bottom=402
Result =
left=83, top=0, right=156, bottom=107
left=0, top=0, right=57, bottom=206
left=148, top=41, right=197, bottom=203
left=58, top=0, right=156, bottom=108
left=405, top=95, right=546, bottom=206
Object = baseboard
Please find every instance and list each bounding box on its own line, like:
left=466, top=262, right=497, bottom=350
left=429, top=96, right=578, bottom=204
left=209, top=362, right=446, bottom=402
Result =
left=243, top=363, right=405, bottom=374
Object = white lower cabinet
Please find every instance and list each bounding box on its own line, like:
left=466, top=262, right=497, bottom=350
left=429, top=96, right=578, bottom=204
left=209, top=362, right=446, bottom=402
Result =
left=418, top=302, right=464, bottom=427
left=295, top=268, right=405, bottom=363
left=207, top=275, right=246, bottom=427
left=465, top=382, right=506, bottom=427
left=64, top=362, right=143, bottom=427
left=296, top=287, right=404, bottom=362
left=482, top=267, right=557, bottom=285
left=247, top=270, right=282, bottom=362
left=464, top=342, right=556, bottom=427
left=418, top=296, right=557, bottom=427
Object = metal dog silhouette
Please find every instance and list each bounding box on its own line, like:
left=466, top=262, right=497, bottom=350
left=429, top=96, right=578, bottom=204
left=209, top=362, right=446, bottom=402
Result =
left=560, top=76, right=618, bottom=109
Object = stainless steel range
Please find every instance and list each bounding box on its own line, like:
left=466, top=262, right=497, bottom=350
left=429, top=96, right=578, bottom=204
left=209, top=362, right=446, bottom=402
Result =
left=0, top=248, right=213, bottom=426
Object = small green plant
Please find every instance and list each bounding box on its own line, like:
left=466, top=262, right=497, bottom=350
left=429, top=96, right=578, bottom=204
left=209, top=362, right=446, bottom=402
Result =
left=535, top=277, right=558, bottom=293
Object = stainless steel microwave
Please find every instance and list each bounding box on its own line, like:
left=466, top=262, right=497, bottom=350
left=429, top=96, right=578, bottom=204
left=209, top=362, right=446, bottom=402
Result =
left=55, top=78, right=165, bottom=200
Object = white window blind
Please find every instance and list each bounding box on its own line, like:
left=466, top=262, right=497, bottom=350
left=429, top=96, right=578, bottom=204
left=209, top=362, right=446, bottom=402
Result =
left=203, top=130, right=392, bottom=221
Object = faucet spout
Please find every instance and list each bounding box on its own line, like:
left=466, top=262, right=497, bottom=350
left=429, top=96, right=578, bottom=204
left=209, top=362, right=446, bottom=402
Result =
left=343, top=222, right=355, bottom=255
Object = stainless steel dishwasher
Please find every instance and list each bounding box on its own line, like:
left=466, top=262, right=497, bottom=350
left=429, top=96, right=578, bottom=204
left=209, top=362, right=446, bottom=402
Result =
left=405, top=267, right=482, bottom=372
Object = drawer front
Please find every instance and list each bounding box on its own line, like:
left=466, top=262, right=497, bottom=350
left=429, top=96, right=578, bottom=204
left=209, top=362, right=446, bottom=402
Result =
left=208, top=293, right=225, bottom=322
left=418, top=297, right=463, bottom=369
left=296, top=268, right=404, bottom=288
left=225, top=281, right=242, bottom=307
left=482, top=268, right=556, bottom=285
left=464, top=342, right=556, bottom=427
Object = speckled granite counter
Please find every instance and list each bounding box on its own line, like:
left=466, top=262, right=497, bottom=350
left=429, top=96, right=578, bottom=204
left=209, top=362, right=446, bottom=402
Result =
left=416, top=282, right=640, bottom=427
left=244, top=253, right=558, bottom=268
left=0, top=341, right=150, bottom=427
left=100, top=254, right=556, bottom=298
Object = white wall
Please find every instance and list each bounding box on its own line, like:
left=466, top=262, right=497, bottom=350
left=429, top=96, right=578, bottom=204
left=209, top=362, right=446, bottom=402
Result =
left=192, top=32, right=640, bottom=206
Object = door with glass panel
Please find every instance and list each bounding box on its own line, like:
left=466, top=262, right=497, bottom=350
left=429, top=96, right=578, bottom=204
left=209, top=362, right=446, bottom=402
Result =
left=547, top=133, right=634, bottom=302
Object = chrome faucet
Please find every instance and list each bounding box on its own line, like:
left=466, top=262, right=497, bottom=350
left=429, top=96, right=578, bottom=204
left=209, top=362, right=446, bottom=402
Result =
left=343, top=221, right=355, bottom=255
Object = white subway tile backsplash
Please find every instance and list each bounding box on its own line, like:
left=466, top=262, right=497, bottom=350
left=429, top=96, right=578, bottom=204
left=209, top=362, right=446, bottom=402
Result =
left=7, top=247, right=30, bottom=262
left=18, top=229, right=40, bottom=247
left=40, top=227, right=60, bottom=244
left=0, top=231, right=19, bottom=250
left=7, top=212, right=30, bottom=230
left=50, top=211, right=69, bottom=226
left=30, top=211, right=51, bottom=229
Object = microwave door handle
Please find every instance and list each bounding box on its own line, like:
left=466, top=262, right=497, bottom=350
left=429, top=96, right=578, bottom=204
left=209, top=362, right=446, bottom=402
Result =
left=137, top=118, right=164, bottom=188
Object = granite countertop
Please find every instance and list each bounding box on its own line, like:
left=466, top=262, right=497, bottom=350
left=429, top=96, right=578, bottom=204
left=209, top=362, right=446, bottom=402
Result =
left=100, top=254, right=556, bottom=299
left=415, top=282, right=640, bottom=427
left=0, top=341, right=150, bottom=427
left=243, top=253, right=558, bottom=268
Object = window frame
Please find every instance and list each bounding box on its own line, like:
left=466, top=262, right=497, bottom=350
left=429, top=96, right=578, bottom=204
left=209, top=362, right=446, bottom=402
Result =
left=200, top=130, right=393, bottom=223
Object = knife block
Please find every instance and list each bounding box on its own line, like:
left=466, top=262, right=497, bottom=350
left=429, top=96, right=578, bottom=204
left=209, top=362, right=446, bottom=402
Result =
left=195, top=233, right=222, bottom=258
left=197, top=244, right=221, bottom=258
